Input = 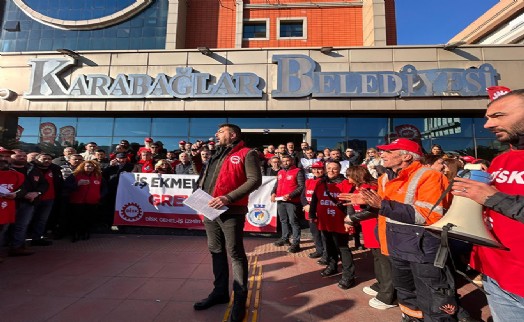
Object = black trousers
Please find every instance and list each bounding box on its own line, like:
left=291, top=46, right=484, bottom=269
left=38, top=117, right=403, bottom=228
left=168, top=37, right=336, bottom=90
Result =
left=309, top=220, right=325, bottom=255
left=390, top=257, right=457, bottom=322
left=322, top=231, right=355, bottom=279
left=70, top=203, right=97, bottom=237
left=371, top=248, right=396, bottom=305
left=203, top=212, right=248, bottom=299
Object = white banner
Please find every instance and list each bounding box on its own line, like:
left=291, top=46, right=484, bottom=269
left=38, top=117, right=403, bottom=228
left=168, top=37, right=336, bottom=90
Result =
left=113, top=173, right=277, bottom=232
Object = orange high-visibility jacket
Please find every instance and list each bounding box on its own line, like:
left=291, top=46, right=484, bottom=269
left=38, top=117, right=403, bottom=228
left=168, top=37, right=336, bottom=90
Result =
left=377, top=161, right=450, bottom=263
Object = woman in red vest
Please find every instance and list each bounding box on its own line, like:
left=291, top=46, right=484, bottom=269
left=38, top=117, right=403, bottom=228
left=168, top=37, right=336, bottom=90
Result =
left=309, top=161, right=356, bottom=289
left=340, top=166, right=397, bottom=310
left=65, top=160, right=106, bottom=242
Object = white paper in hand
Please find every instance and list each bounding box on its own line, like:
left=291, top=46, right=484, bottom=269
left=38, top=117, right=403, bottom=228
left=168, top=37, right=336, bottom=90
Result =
left=183, top=189, right=228, bottom=221
left=0, top=186, right=11, bottom=196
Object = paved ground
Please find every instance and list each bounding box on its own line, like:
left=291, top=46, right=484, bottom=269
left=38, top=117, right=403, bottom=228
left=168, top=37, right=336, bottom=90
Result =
left=0, top=234, right=491, bottom=322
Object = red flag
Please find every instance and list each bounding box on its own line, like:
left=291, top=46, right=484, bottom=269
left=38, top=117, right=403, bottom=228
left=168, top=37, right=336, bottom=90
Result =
left=487, top=86, right=511, bottom=101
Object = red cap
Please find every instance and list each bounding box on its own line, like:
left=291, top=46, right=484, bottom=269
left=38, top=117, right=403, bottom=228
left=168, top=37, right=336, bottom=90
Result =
left=461, top=156, right=476, bottom=163
left=377, top=138, right=423, bottom=156
left=487, top=86, right=511, bottom=101
left=145, top=137, right=153, bottom=142
left=0, top=147, right=15, bottom=155
left=311, top=161, right=324, bottom=169
left=179, top=140, right=186, bottom=144
left=208, top=142, right=215, bottom=145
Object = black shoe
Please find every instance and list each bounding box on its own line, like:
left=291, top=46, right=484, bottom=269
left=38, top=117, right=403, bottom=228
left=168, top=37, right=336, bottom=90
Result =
left=320, top=266, right=338, bottom=277
left=194, top=294, right=230, bottom=311
left=308, top=251, right=323, bottom=258
left=273, top=238, right=291, bottom=247
left=30, top=239, right=53, bottom=246
left=287, top=244, right=301, bottom=253
left=317, top=258, right=328, bottom=266
left=338, top=277, right=356, bottom=290
left=229, top=298, right=247, bottom=322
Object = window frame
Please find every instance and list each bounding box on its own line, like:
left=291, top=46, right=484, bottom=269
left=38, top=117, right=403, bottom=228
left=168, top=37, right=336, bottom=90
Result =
left=242, top=19, right=270, bottom=40
left=277, top=17, right=307, bottom=40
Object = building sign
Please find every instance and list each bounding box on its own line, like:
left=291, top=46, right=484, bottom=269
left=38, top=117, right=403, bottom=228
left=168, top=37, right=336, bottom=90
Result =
left=24, top=59, right=263, bottom=99
left=23, top=55, right=498, bottom=100
left=272, top=55, right=498, bottom=98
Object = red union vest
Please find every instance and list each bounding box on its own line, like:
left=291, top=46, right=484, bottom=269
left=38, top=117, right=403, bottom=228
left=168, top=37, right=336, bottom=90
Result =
left=304, top=178, right=321, bottom=220
left=470, top=150, right=524, bottom=297
left=355, top=183, right=380, bottom=249
left=213, top=141, right=251, bottom=206
left=276, top=166, right=302, bottom=203
left=69, top=173, right=102, bottom=205
left=0, top=169, right=24, bottom=224
left=314, top=179, right=352, bottom=234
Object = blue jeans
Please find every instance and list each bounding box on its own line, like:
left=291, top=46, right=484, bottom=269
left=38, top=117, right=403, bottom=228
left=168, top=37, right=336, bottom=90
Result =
left=203, top=212, right=248, bottom=298
left=484, top=275, right=524, bottom=322
left=11, top=202, right=35, bottom=248
left=30, top=200, right=54, bottom=240
left=277, top=202, right=301, bottom=244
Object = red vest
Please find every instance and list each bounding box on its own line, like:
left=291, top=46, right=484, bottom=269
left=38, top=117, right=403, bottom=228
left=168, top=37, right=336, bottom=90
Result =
left=0, top=169, right=24, bottom=224
left=354, top=183, right=380, bottom=249
left=276, top=166, right=302, bottom=203
left=304, top=178, right=320, bottom=220
left=314, top=179, right=352, bottom=234
left=41, top=168, right=55, bottom=200
left=69, top=173, right=102, bottom=205
left=470, top=150, right=524, bottom=296
left=213, top=141, right=251, bottom=206
left=138, top=159, right=154, bottom=173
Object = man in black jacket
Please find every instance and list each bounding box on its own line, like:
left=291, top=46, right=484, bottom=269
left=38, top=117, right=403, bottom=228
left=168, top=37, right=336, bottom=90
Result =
left=102, top=153, right=134, bottom=228
left=9, top=150, right=48, bottom=256
left=193, top=124, right=261, bottom=322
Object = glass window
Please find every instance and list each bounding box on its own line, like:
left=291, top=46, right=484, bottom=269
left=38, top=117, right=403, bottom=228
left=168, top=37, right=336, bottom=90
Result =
left=475, top=139, right=509, bottom=159
left=77, top=118, right=113, bottom=136
left=309, top=117, right=346, bottom=137
left=0, top=0, right=167, bottom=52
left=347, top=118, right=388, bottom=138
left=243, top=21, right=267, bottom=39
left=114, top=118, right=151, bottom=137
left=17, top=117, right=41, bottom=137
left=154, top=137, right=181, bottom=152
left=228, top=117, right=307, bottom=130
left=423, top=117, right=473, bottom=138
left=189, top=118, right=227, bottom=138
left=426, top=138, right=474, bottom=155
left=151, top=118, right=189, bottom=137
left=76, top=137, right=113, bottom=152
left=473, top=117, right=495, bottom=138
left=279, top=20, right=304, bottom=38
left=312, top=138, right=346, bottom=152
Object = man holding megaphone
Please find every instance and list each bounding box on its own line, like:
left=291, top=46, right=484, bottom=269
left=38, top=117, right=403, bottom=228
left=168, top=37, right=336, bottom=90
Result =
left=451, top=87, right=524, bottom=322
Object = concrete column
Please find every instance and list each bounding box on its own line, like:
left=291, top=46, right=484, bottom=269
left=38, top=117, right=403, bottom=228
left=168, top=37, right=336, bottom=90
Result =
left=166, top=0, right=187, bottom=49
left=362, top=0, right=387, bottom=46
left=235, top=1, right=244, bottom=48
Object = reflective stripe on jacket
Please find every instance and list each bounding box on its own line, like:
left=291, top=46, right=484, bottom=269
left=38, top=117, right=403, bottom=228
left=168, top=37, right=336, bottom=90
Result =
left=377, top=161, right=450, bottom=263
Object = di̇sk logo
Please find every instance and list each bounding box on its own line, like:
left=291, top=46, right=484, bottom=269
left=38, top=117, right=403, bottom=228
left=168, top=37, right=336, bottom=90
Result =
left=120, top=202, right=144, bottom=222
left=230, top=156, right=241, bottom=164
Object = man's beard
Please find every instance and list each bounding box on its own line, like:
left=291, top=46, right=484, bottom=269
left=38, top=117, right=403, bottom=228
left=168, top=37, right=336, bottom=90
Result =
left=11, top=159, right=27, bottom=166
left=0, top=160, right=9, bottom=170
left=496, top=125, right=524, bottom=144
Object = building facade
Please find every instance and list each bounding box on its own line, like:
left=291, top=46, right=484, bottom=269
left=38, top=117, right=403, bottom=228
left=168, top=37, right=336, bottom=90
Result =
left=449, top=0, right=524, bottom=45
left=0, top=0, right=522, bottom=160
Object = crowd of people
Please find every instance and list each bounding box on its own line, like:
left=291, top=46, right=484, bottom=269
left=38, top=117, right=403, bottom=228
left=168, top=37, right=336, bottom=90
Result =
left=1, top=89, right=524, bottom=321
